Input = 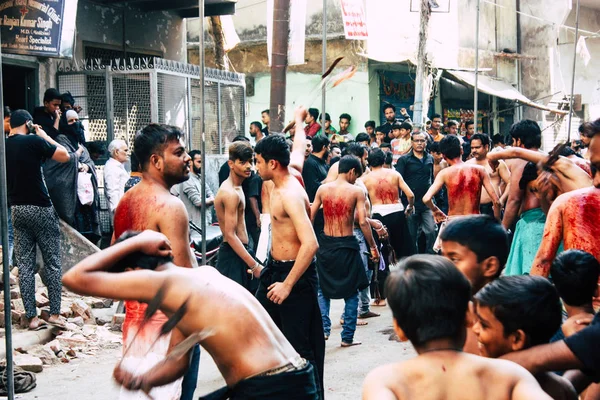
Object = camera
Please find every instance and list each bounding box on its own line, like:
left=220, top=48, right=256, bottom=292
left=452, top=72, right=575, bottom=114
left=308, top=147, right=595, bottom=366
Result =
left=25, top=120, right=36, bottom=134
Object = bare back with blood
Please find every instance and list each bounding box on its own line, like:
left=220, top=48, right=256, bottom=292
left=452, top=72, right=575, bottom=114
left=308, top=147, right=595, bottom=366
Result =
left=445, top=165, right=485, bottom=216
left=320, top=187, right=357, bottom=237
left=361, top=168, right=402, bottom=206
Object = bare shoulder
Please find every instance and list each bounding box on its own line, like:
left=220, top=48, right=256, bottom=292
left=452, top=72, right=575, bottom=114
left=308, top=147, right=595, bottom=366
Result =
left=537, top=372, right=578, bottom=400
left=363, top=362, right=405, bottom=392
left=281, top=176, right=309, bottom=203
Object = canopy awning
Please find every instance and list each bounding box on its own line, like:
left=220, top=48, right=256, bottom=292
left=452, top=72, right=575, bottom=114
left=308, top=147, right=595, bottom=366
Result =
left=95, top=0, right=236, bottom=18
left=445, top=70, right=568, bottom=115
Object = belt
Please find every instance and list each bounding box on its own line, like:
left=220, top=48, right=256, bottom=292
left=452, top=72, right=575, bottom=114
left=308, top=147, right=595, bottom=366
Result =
left=252, top=356, right=308, bottom=378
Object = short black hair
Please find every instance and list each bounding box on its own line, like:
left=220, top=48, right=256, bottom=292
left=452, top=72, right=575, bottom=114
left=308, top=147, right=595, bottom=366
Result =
left=312, top=134, right=330, bottom=153
left=400, top=121, right=413, bottom=131
left=43, top=88, right=62, bottom=103
left=250, top=121, right=262, bottom=130
left=509, top=120, right=542, bottom=149
left=339, top=155, right=363, bottom=176
left=383, top=103, right=396, bottom=113
left=61, top=91, right=75, bottom=106
left=470, top=133, right=490, bottom=147
left=519, top=162, right=538, bottom=190
left=391, top=123, right=402, bottom=131
left=355, top=133, right=370, bottom=143
left=329, top=156, right=340, bottom=166
left=432, top=113, right=441, bottom=120
left=375, top=126, right=385, bottom=133
left=130, top=151, right=141, bottom=173
left=339, top=113, right=352, bottom=122
left=559, top=146, right=577, bottom=157
left=386, top=255, right=471, bottom=346
left=428, top=141, right=441, bottom=153
left=551, top=249, right=600, bottom=307
left=439, top=135, right=461, bottom=159
left=379, top=142, right=391, bottom=149
left=475, top=275, right=562, bottom=347
left=134, top=124, right=184, bottom=170
left=254, top=134, right=290, bottom=167
left=368, top=148, right=386, bottom=167
left=188, top=149, right=201, bottom=161
left=492, top=134, right=505, bottom=145
left=261, top=109, right=269, bottom=115
left=228, top=141, right=253, bottom=162
left=447, top=120, right=458, bottom=129
left=465, top=120, right=474, bottom=128
left=3, top=106, right=11, bottom=118
left=364, top=120, right=376, bottom=129
left=580, top=119, right=600, bottom=138
left=344, top=142, right=366, bottom=159
left=318, top=113, right=331, bottom=122
left=385, top=151, right=393, bottom=166
left=308, top=108, right=319, bottom=120
left=440, top=215, right=509, bottom=273
left=232, top=135, right=250, bottom=142
left=112, top=231, right=173, bottom=273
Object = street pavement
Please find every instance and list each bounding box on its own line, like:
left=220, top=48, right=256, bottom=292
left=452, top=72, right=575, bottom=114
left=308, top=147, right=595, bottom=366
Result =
left=22, top=300, right=416, bottom=399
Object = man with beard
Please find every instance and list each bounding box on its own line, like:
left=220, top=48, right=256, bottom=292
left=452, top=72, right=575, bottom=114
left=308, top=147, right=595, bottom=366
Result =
left=428, top=114, right=445, bottom=142
left=380, top=104, right=400, bottom=143
left=112, top=124, right=199, bottom=400
left=252, top=133, right=325, bottom=398
left=180, top=150, right=215, bottom=226
left=214, top=141, right=260, bottom=292
left=467, top=133, right=510, bottom=218
left=250, top=121, right=266, bottom=143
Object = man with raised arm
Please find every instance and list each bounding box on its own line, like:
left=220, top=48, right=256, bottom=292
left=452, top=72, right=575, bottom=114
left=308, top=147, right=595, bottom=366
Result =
left=252, top=131, right=325, bottom=398
left=422, top=135, right=501, bottom=252
left=63, top=230, right=319, bottom=399
left=310, top=156, right=379, bottom=347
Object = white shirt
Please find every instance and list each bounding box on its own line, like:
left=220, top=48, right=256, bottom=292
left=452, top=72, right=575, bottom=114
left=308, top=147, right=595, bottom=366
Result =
left=103, top=157, right=129, bottom=212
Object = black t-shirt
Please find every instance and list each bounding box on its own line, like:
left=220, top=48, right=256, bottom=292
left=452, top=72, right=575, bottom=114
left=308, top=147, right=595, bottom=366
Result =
left=6, top=134, right=57, bottom=207
left=564, top=312, right=600, bottom=381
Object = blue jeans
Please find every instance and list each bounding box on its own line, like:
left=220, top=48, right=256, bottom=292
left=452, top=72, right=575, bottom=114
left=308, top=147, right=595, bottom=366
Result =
left=180, top=344, right=201, bottom=400
left=318, top=289, right=359, bottom=343
left=407, top=209, right=437, bottom=254
left=353, top=228, right=372, bottom=315
left=7, top=207, right=13, bottom=266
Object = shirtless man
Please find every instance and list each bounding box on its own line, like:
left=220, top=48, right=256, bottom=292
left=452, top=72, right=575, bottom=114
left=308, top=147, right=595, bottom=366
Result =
left=323, top=142, right=369, bottom=183
left=362, top=255, right=550, bottom=400
left=499, top=120, right=543, bottom=231
left=310, top=156, right=380, bottom=346
left=467, top=133, right=510, bottom=218
left=214, top=141, right=259, bottom=291
left=112, top=124, right=198, bottom=399
left=62, top=230, right=319, bottom=399
left=422, top=135, right=501, bottom=252
left=252, top=133, right=325, bottom=397
left=530, top=118, right=600, bottom=307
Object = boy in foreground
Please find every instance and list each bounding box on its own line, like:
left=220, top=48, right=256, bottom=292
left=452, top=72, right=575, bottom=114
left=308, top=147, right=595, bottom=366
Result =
left=473, top=275, right=577, bottom=400
left=62, top=230, right=319, bottom=399
left=362, top=254, right=550, bottom=399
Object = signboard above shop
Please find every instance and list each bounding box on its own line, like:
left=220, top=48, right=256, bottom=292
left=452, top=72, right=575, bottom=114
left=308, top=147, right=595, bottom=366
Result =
left=0, top=0, right=78, bottom=58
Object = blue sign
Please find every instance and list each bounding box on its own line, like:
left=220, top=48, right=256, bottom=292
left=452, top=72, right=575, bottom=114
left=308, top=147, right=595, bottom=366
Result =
left=0, top=0, right=78, bottom=58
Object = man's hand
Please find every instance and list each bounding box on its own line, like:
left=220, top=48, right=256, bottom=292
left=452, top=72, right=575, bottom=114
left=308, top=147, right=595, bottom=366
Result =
left=34, top=124, right=48, bottom=138
left=247, top=263, right=264, bottom=279
left=134, top=230, right=172, bottom=257
left=488, top=158, right=499, bottom=172
left=295, top=106, right=307, bottom=122
left=267, top=282, right=292, bottom=304
left=256, top=217, right=262, bottom=229
left=370, top=246, right=380, bottom=264
left=404, top=205, right=414, bottom=217
left=400, top=108, right=408, bottom=116
left=55, top=109, right=62, bottom=119
left=113, top=364, right=152, bottom=395
left=74, top=105, right=83, bottom=113
left=562, top=313, right=594, bottom=337
left=433, top=208, right=447, bottom=224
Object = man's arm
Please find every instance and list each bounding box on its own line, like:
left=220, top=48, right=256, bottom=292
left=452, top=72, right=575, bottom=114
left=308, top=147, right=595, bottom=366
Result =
left=34, top=126, right=70, bottom=163
left=62, top=230, right=169, bottom=301
left=310, top=188, right=323, bottom=224
left=158, top=199, right=197, bottom=268
left=530, top=198, right=564, bottom=277
left=289, top=107, right=308, bottom=173
left=481, top=168, right=502, bottom=221
left=501, top=340, right=584, bottom=376
left=423, top=170, right=447, bottom=223
left=396, top=172, right=415, bottom=210
left=488, top=147, right=545, bottom=164
left=502, top=161, right=526, bottom=230
left=267, top=194, right=318, bottom=305
left=181, top=179, right=211, bottom=208
left=218, top=192, right=257, bottom=268
left=356, top=190, right=379, bottom=261
left=498, top=161, right=511, bottom=205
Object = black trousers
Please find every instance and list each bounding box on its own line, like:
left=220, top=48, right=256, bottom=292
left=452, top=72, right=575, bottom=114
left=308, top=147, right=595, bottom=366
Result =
left=256, top=259, right=325, bottom=400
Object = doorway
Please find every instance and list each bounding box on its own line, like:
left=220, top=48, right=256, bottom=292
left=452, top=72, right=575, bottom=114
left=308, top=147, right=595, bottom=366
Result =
left=1, top=63, right=38, bottom=114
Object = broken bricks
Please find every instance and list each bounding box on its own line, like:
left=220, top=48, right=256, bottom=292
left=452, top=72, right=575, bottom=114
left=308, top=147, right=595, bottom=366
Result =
left=70, top=299, right=94, bottom=322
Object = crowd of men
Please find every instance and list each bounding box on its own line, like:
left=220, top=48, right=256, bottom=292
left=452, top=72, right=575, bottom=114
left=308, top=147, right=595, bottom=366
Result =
left=9, top=92, right=600, bottom=399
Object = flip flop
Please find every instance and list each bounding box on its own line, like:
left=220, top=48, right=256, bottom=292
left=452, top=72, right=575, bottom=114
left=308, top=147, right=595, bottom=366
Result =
left=28, top=320, right=47, bottom=331
left=358, top=311, right=380, bottom=319
left=46, top=320, right=67, bottom=330
left=341, top=341, right=362, bottom=347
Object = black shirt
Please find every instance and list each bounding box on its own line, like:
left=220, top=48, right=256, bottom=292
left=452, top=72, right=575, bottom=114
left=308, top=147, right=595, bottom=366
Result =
left=395, top=151, right=434, bottom=212
left=32, top=106, right=60, bottom=139
left=6, top=134, right=57, bottom=207
left=261, top=126, right=269, bottom=137
left=564, top=312, right=600, bottom=381
left=302, top=154, right=329, bottom=202
left=380, top=119, right=402, bottom=143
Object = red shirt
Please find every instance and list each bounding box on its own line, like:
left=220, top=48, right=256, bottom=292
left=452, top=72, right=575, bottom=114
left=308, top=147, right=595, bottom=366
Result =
left=304, top=122, right=321, bottom=138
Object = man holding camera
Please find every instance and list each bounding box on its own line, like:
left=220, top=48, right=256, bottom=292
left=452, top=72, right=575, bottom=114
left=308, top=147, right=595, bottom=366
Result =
left=6, top=110, right=70, bottom=330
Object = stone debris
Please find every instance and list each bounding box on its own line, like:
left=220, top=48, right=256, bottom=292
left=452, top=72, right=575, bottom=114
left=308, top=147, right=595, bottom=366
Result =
left=13, top=354, right=43, bottom=373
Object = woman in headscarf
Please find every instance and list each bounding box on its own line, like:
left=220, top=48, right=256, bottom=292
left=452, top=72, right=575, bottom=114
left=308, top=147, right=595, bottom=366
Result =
left=42, top=109, right=101, bottom=244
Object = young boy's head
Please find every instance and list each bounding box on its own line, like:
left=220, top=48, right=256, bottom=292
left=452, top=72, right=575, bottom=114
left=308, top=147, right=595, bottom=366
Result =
left=399, top=121, right=413, bottom=138
left=551, top=249, right=600, bottom=308
left=112, top=231, right=173, bottom=273
left=386, top=254, right=471, bottom=349
left=473, top=275, right=562, bottom=358
left=391, top=123, right=402, bottom=139
left=429, top=141, right=443, bottom=164
left=375, top=128, right=386, bottom=143
left=439, top=215, right=509, bottom=294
